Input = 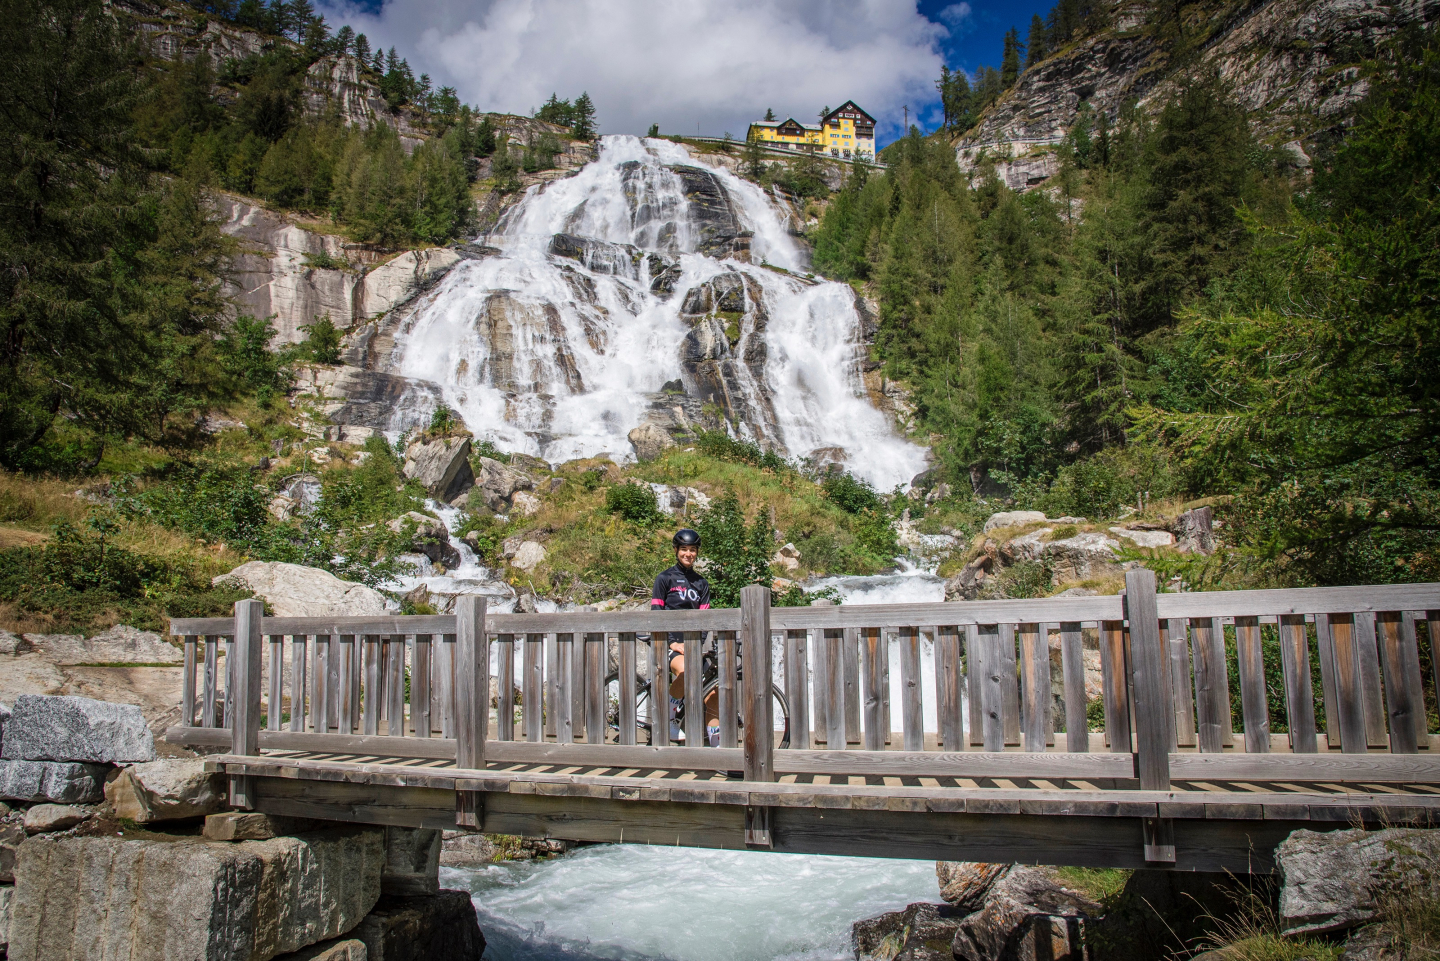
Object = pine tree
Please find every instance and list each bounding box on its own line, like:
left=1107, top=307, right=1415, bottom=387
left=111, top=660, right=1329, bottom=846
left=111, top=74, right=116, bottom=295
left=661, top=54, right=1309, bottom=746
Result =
left=353, top=32, right=370, bottom=65
left=288, top=0, right=315, bottom=41
left=1001, top=28, right=1023, bottom=87
left=571, top=92, right=596, bottom=140
left=1025, top=14, right=1047, bottom=68
left=647, top=122, right=660, bottom=137
left=334, top=25, right=354, bottom=56
left=764, top=108, right=775, bottom=122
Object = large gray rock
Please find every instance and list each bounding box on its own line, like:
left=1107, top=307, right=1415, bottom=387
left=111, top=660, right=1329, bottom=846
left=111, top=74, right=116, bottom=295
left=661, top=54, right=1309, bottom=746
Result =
left=380, top=828, right=440, bottom=897
left=951, top=866, right=1100, bottom=961
left=852, top=901, right=967, bottom=961
left=215, top=561, right=389, bottom=618
left=360, top=248, right=462, bottom=321
left=1278, top=827, right=1440, bottom=936
left=2, top=694, right=155, bottom=763
left=473, top=456, right=536, bottom=512
left=1, top=821, right=22, bottom=882
left=349, top=891, right=484, bottom=961
left=628, top=423, right=677, bottom=462
left=104, top=758, right=225, bottom=823
left=0, top=884, right=10, bottom=955
left=983, top=511, right=1049, bottom=532
left=9, top=827, right=384, bottom=961
left=19, top=625, right=181, bottom=666
left=386, top=512, right=460, bottom=570
left=0, top=760, right=107, bottom=804
left=279, top=938, right=367, bottom=961
left=21, top=803, right=88, bottom=834
left=402, top=436, right=474, bottom=502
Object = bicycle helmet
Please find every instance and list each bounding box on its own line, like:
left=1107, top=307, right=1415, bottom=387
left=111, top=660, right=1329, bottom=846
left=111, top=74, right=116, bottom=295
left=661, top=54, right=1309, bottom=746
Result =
left=672, top=528, right=701, bottom=549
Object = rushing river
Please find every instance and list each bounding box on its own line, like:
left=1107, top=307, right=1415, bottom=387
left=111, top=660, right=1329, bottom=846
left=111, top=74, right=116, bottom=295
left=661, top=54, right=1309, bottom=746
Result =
left=444, top=845, right=938, bottom=961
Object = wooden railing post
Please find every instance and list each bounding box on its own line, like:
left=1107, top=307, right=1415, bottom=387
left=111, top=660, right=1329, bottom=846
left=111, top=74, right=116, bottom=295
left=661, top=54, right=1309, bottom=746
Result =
left=1124, top=569, right=1175, bottom=863
left=454, top=595, right=489, bottom=829
left=230, top=599, right=264, bottom=809
left=741, top=584, right=774, bottom=847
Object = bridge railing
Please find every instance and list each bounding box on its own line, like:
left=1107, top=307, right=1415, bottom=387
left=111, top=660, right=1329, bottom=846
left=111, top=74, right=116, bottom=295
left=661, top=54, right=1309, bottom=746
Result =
left=167, top=573, right=1440, bottom=800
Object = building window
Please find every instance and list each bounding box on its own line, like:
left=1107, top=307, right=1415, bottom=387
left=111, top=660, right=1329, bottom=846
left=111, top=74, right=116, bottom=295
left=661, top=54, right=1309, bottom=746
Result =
left=843, top=149, right=851, bottom=158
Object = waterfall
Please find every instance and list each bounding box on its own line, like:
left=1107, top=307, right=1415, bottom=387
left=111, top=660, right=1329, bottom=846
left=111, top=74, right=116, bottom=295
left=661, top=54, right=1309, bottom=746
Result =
left=386, top=136, right=927, bottom=490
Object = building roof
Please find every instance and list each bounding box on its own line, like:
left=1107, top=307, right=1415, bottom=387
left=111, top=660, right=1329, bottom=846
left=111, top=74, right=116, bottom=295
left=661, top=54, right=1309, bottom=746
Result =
left=823, top=101, right=876, bottom=126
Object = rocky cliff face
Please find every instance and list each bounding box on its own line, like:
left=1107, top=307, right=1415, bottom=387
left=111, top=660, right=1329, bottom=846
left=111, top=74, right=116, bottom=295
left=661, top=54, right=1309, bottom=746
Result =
left=956, top=0, right=1440, bottom=185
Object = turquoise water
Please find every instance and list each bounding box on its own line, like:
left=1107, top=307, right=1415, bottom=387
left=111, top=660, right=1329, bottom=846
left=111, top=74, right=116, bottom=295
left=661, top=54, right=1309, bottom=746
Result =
left=443, top=844, right=939, bottom=961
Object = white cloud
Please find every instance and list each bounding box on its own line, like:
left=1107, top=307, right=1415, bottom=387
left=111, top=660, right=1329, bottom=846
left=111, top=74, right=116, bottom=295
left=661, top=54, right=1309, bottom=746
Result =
left=936, top=2, right=973, bottom=28
left=319, top=0, right=944, bottom=141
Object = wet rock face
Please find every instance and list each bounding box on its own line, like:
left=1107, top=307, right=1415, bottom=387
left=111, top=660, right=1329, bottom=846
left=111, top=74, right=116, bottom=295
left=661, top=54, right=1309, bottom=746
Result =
left=667, top=164, right=743, bottom=257
left=349, top=890, right=485, bottom=961
left=306, top=366, right=448, bottom=439
left=676, top=271, right=782, bottom=449
left=853, top=901, right=969, bottom=961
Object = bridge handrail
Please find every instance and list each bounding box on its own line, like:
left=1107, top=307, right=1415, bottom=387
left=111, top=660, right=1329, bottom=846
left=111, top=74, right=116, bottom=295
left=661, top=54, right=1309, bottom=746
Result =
left=171, top=575, right=1440, bottom=856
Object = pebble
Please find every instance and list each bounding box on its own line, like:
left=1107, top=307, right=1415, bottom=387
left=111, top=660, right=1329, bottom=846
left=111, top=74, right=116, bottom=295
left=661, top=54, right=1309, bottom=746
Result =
left=23, top=803, right=89, bottom=834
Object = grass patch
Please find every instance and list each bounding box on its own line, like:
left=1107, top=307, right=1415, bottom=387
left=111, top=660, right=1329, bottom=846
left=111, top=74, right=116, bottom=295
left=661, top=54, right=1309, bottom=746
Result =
left=1053, top=866, right=1130, bottom=905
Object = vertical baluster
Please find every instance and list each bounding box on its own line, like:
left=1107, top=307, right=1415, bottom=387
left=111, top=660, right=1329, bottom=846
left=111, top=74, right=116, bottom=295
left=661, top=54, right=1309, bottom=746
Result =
left=386, top=636, right=405, bottom=736
left=975, top=624, right=1004, bottom=752
left=1326, top=614, right=1369, bottom=754
left=650, top=631, right=669, bottom=746
left=524, top=633, right=544, bottom=743
left=1429, top=612, right=1440, bottom=735
left=1401, top=613, right=1430, bottom=746
left=1192, top=617, right=1231, bottom=753
left=412, top=635, right=432, bottom=739
left=618, top=632, right=637, bottom=746
left=1019, top=623, right=1048, bottom=753
left=437, top=634, right=455, bottom=739
left=585, top=632, right=605, bottom=745
left=1165, top=619, right=1196, bottom=750
left=1235, top=616, right=1270, bottom=753
left=1100, top=620, right=1133, bottom=753
left=1376, top=612, right=1421, bottom=754
left=1060, top=622, right=1088, bottom=752
left=570, top=630, right=586, bottom=741
left=337, top=635, right=355, bottom=733
left=809, top=600, right=832, bottom=742
left=1277, top=615, right=1317, bottom=753
left=861, top=627, right=885, bottom=751
left=496, top=634, right=515, bottom=741
left=720, top=630, right=738, bottom=749
left=361, top=635, right=380, bottom=736
left=290, top=635, right=308, bottom=733
left=1353, top=613, right=1390, bottom=749
left=203, top=636, right=218, bottom=727
left=683, top=630, right=703, bottom=747
left=223, top=635, right=234, bottom=728
left=311, top=634, right=326, bottom=734
left=230, top=601, right=263, bottom=809
left=966, top=625, right=984, bottom=747
left=740, top=585, right=774, bottom=782
left=843, top=625, right=861, bottom=745
left=555, top=633, right=575, bottom=744
left=544, top=633, right=558, bottom=740
left=824, top=627, right=845, bottom=751
left=997, top=624, right=1020, bottom=747
left=785, top=629, right=811, bottom=749
left=455, top=599, right=489, bottom=767
left=936, top=625, right=963, bottom=751
left=1315, top=615, right=1341, bottom=749
left=897, top=626, right=923, bottom=752
left=182, top=635, right=197, bottom=727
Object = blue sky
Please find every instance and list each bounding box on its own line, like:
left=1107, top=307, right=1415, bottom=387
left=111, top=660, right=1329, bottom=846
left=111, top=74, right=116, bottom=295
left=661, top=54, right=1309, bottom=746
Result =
left=319, top=1, right=1053, bottom=144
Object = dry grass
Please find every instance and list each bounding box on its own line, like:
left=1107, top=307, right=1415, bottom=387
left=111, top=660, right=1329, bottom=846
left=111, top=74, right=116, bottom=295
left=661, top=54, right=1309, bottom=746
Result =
left=0, top=471, right=90, bottom=529
left=0, top=526, right=49, bottom=549
left=1197, top=884, right=1342, bottom=961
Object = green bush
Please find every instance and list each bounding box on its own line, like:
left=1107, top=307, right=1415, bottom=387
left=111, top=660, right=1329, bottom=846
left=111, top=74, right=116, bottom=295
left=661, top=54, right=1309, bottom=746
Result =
left=122, top=465, right=271, bottom=548
left=473, top=439, right=510, bottom=464
left=695, top=430, right=788, bottom=472
left=428, top=404, right=459, bottom=436
left=821, top=472, right=884, bottom=514
left=695, top=491, right=775, bottom=607
left=218, top=315, right=291, bottom=402
left=296, top=315, right=343, bottom=365
left=605, top=483, right=663, bottom=525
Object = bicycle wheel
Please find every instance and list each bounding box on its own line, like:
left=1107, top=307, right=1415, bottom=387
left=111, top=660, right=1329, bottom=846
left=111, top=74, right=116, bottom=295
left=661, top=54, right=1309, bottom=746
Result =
left=701, top=678, right=790, bottom=750
left=603, top=672, right=656, bottom=745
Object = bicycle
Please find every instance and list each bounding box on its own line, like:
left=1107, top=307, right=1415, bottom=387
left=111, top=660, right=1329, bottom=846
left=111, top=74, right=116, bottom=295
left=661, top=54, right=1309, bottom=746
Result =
left=604, top=635, right=790, bottom=749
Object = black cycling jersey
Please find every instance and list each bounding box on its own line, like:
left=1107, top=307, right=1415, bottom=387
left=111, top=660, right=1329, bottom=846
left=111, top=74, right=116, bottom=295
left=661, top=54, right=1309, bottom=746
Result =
left=651, top=564, right=711, bottom=611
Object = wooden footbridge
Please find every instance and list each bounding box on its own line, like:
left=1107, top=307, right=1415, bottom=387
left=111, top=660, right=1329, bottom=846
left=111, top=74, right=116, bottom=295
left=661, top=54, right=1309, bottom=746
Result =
left=166, top=572, right=1440, bottom=874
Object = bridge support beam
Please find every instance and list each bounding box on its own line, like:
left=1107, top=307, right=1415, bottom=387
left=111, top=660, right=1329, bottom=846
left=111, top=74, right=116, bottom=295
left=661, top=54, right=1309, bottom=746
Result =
left=382, top=827, right=442, bottom=896
left=1126, top=569, right=1176, bottom=864
left=229, top=599, right=264, bottom=810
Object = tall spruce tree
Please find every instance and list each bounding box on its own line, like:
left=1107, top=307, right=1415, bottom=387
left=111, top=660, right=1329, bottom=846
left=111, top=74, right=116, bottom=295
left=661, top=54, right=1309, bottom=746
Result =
left=571, top=92, right=596, bottom=141
left=1001, top=28, right=1024, bottom=87
left=1025, top=15, right=1048, bottom=68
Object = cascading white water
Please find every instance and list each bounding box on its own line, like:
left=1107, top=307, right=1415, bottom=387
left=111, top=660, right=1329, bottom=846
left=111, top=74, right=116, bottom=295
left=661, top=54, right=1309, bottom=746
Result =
left=389, top=136, right=927, bottom=490
left=444, top=846, right=939, bottom=961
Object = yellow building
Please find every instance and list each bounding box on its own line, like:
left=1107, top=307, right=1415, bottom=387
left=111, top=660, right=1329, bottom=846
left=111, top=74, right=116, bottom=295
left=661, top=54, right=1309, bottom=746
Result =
left=747, top=101, right=876, bottom=160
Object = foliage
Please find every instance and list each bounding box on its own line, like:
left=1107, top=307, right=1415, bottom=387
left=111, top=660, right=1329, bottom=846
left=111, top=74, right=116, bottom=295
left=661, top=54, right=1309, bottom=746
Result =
left=473, top=439, right=510, bottom=464
left=428, top=404, right=459, bottom=436
left=534, top=92, right=596, bottom=140
left=820, top=472, right=884, bottom=514
left=605, top=483, right=664, bottom=525
left=695, top=491, right=775, bottom=607
left=121, top=464, right=270, bottom=547
left=695, top=431, right=788, bottom=473
left=296, top=315, right=342, bottom=364
left=217, top=315, right=291, bottom=402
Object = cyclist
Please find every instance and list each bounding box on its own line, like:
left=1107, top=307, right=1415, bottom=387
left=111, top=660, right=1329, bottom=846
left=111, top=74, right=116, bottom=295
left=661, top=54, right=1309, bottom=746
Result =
left=651, top=528, right=718, bottom=743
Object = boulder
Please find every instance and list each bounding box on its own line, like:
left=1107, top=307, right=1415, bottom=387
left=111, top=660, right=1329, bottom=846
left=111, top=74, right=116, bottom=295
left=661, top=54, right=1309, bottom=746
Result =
left=943, top=546, right=998, bottom=602
left=19, top=625, right=182, bottom=666
left=771, top=543, right=801, bottom=573
left=386, top=512, right=460, bottom=570
left=0, top=760, right=107, bottom=804
left=951, top=866, right=1100, bottom=961
left=852, top=901, right=967, bottom=961
left=1174, top=506, right=1216, bottom=555
left=278, top=473, right=323, bottom=515
left=21, top=803, right=88, bottom=834
left=510, top=541, right=547, bottom=573
left=1, top=821, right=22, bottom=882
left=349, top=890, right=485, bottom=961
left=983, top=511, right=1048, bottom=532
left=649, top=483, right=710, bottom=515
left=628, top=423, right=677, bottom=462
left=0, top=700, right=8, bottom=753
left=1043, top=532, right=1121, bottom=583
left=1109, top=527, right=1176, bottom=549
left=0, top=633, right=26, bottom=655
left=104, top=758, right=225, bottom=823
left=402, top=436, right=474, bottom=502
left=205, top=812, right=330, bottom=841
left=438, top=832, right=495, bottom=868
left=216, top=561, right=389, bottom=618
left=2, top=694, right=155, bottom=763
left=9, top=828, right=384, bottom=961
left=937, top=861, right=1009, bottom=909
left=1278, top=827, right=1440, bottom=936
left=473, top=457, right=536, bottom=511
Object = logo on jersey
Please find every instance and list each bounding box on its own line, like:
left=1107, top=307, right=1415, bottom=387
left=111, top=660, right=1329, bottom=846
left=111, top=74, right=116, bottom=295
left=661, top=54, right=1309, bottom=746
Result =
left=669, top=585, right=700, bottom=603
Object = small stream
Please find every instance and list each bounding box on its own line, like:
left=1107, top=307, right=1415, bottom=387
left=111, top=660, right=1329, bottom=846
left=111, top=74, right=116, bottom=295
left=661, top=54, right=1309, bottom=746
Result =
left=445, top=845, right=938, bottom=961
